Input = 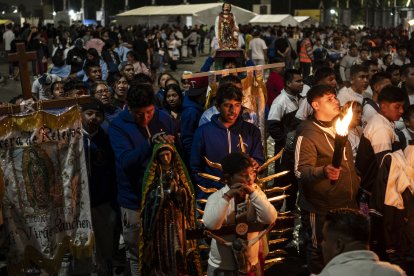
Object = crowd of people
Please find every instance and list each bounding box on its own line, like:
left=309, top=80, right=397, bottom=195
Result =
left=0, top=19, right=413, bottom=275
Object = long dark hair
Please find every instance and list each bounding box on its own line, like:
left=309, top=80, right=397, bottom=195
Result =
left=87, top=48, right=100, bottom=62
left=163, top=83, right=183, bottom=111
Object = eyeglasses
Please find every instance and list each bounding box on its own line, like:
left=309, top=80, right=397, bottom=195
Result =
left=95, top=89, right=110, bottom=96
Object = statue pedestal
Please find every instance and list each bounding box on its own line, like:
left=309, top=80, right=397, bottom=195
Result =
left=214, top=49, right=245, bottom=70
left=215, top=49, right=244, bottom=59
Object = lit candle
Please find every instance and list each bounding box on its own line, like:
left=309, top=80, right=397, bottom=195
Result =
left=331, top=106, right=353, bottom=184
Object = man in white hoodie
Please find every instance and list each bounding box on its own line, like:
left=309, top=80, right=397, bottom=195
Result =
left=203, top=152, right=277, bottom=275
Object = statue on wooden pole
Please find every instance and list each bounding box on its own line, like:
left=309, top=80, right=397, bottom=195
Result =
left=215, top=2, right=239, bottom=50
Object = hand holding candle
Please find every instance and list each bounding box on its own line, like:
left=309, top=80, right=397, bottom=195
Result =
left=331, top=106, right=353, bottom=184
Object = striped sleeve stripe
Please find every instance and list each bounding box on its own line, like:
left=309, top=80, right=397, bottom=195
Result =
left=294, top=135, right=303, bottom=179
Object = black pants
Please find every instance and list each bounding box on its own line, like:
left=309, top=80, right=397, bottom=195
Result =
left=190, top=45, right=197, bottom=57
left=301, top=210, right=325, bottom=274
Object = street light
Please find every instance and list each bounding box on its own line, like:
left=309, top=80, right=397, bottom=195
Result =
left=330, top=9, right=336, bottom=15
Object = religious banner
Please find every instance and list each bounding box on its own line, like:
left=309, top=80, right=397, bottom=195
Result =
left=242, top=70, right=267, bottom=146
left=0, top=107, right=94, bottom=274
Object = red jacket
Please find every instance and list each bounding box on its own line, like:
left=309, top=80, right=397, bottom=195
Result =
left=266, top=71, right=284, bottom=108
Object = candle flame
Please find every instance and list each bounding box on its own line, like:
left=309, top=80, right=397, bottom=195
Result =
left=335, top=106, right=353, bottom=136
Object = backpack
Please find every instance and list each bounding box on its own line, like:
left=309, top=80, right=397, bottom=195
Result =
left=52, top=48, right=65, bottom=67
left=362, top=98, right=381, bottom=113
left=268, top=38, right=276, bottom=59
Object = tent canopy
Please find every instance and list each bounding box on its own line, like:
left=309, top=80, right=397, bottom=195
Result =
left=293, top=16, right=310, bottom=23
left=249, top=14, right=298, bottom=26
left=116, top=4, right=256, bottom=27
left=0, top=19, right=13, bottom=25
left=118, top=3, right=223, bottom=17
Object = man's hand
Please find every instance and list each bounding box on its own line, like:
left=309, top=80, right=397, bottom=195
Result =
left=152, top=133, right=175, bottom=144
left=226, top=183, right=255, bottom=198
left=324, top=164, right=341, bottom=181
left=211, top=50, right=216, bottom=58
left=250, top=158, right=259, bottom=171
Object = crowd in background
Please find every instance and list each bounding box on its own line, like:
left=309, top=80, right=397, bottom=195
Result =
left=0, top=20, right=413, bottom=275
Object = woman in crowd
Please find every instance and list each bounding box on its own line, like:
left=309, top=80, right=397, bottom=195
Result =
left=102, top=39, right=121, bottom=74
left=126, top=51, right=151, bottom=77
left=109, top=73, right=128, bottom=110
left=155, top=72, right=173, bottom=107
left=163, top=83, right=183, bottom=128
left=90, top=81, right=121, bottom=132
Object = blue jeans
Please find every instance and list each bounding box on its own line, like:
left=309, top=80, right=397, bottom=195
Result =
left=121, top=207, right=141, bottom=276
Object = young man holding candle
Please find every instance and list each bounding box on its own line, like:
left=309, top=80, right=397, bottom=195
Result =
left=294, top=85, right=360, bottom=274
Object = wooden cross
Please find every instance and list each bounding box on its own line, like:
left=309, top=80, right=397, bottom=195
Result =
left=0, top=42, right=92, bottom=115
left=8, top=43, right=37, bottom=100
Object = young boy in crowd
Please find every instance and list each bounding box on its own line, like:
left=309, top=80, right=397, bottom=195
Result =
left=81, top=99, right=117, bottom=275
left=203, top=152, right=277, bottom=275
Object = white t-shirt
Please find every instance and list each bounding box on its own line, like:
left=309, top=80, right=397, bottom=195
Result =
left=3, top=30, right=15, bottom=51
left=337, top=86, right=364, bottom=106
left=249, top=38, right=267, bottom=60
left=362, top=102, right=379, bottom=127
left=364, top=113, right=398, bottom=154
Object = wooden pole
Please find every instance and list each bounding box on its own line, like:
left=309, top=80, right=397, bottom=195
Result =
left=0, top=96, right=92, bottom=116
left=181, top=63, right=285, bottom=79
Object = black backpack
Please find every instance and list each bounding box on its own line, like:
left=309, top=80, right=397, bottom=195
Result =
left=52, top=48, right=65, bottom=67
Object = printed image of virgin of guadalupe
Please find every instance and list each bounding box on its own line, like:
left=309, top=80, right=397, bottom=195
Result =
left=21, top=146, right=62, bottom=214
left=140, top=143, right=202, bottom=276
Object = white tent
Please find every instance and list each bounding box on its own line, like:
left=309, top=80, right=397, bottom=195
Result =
left=249, top=14, right=298, bottom=27
left=116, top=3, right=256, bottom=27
left=293, top=16, right=317, bottom=27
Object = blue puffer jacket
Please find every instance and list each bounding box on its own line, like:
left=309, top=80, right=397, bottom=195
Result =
left=190, top=114, right=264, bottom=199
left=108, top=108, right=176, bottom=210
left=180, top=95, right=205, bottom=162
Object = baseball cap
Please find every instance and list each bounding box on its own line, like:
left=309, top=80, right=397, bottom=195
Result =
left=186, top=76, right=209, bottom=97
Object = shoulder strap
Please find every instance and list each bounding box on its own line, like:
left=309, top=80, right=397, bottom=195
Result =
left=363, top=98, right=380, bottom=113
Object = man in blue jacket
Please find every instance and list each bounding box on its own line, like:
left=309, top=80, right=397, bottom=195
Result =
left=190, top=83, right=264, bottom=199
left=180, top=76, right=209, bottom=164
left=108, top=83, right=176, bottom=275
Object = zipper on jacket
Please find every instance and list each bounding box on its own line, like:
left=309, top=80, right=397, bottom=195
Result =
left=345, top=159, right=353, bottom=201
left=227, top=129, right=231, bottom=154
left=146, top=126, right=151, bottom=145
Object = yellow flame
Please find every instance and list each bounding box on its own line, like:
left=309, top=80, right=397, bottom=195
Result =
left=335, top=106, right=353, bottom=136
